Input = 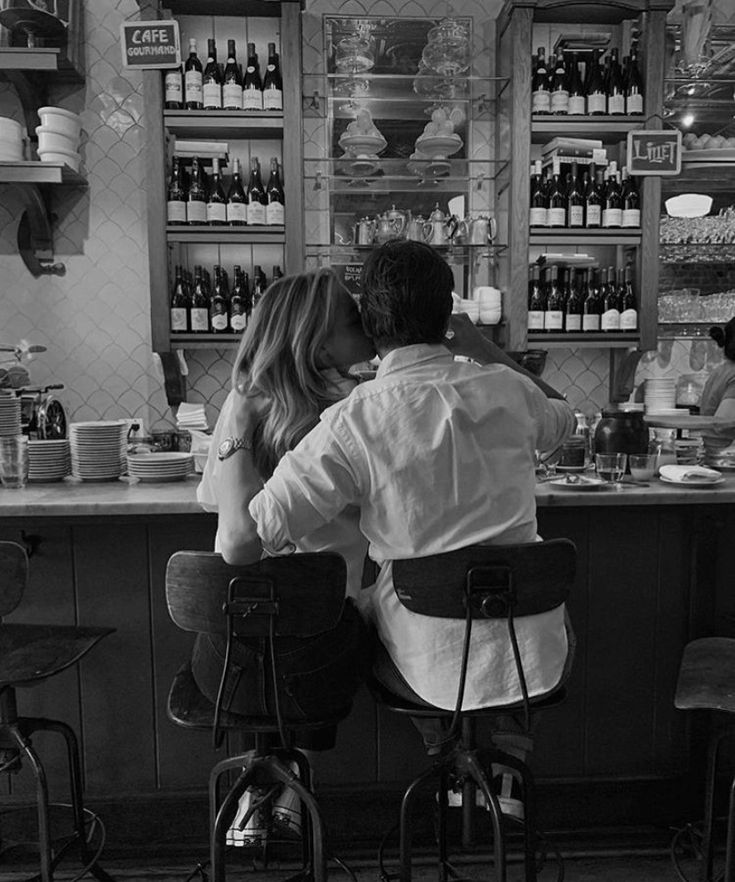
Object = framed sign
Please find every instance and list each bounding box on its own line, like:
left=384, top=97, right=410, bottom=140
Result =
left=333, top=263, right=364, bottom=298
left=626, top=129, right=682, bottom=176
left=120, top=20, right=180, bottom=70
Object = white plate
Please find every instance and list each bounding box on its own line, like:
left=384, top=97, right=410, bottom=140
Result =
left=548, top=477, right=609, bottom=491
left=659, top=475, right=725, bottom=488
left=131, top=474, right=188, bottom=483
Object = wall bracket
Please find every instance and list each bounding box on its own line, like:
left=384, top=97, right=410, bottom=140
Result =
left=12, top=183, right=65, bottom=277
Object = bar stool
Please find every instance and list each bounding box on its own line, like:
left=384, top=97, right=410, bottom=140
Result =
left=165, top=550, right=355, bottom=882
left=370, top=538, right=576, bottom=882
left=675, top=636, right=735, bottom=882
left=0, top=540, right=115, bottom=882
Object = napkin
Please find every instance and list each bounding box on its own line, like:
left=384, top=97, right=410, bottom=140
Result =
left=659, top=464, right=721, bottom=483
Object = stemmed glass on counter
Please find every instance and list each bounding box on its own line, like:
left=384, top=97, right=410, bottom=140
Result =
left=595, top=453, right=627, bottom=490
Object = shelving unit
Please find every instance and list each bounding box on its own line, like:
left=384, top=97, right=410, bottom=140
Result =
left=0, top=48, right=86, bottom=277
left=139, top=0, right=303, bottom=400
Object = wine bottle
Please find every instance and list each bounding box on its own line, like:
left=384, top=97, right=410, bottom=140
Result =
left=565, top=269, right=584, bottom=332
left=262, top=42, right=283, bottom=111
left=167, top=156, right=187, bottom=225
left=272, top=265, right=284, bottom=281
left=606, top=48, right=625, bottom=115
left=246, top=156, right=267, bottom=225
left=252, top=265, right=268, bottom=307
left=210, top=265, right=230, bottom=333
left=621, top=166, right=640, bottom=228
left=186, top=157, right=207, bottom=225
left=164, top=64, right=183, bottom=110
left=531, top=47, right=551, bottom=115
left=528, top=265, right=546, bottom=332
left=229, top=266, right=250, bottom=332
left=584, top=165, right=603, bottom=228
left=265, top=157, right=285, bottom=225
left=620, top=264, right=638, bottom=331
left=529, top=160, right=548, bottom=227
left=206, top=157, right=228, bottom=225
left=190, top=265, right=210, bottom=333
left=544, top=266, right=565, bottom=332
left=202, top=38, right=222, bottom=110
left=600, top=267, right=621, bottom=332
left=546, top=158, right=566, bottom=228
left=625, top=41, right=644, bottom=115
left=585, top=49, right=606, bottom=115
left=170, top=265, right=189, bottom=332
left=184, top=38, right=203, bottom=110
left=226, top=157, right=248, bottom=225
left=567, top=161, right=585, bottom=228
left=582, top=269, right=601, bottom=333
left=243, top=42, right=263, bottom=111
left=222, top=39, right=243, bottom=110
left=550, top=52, right=569, bottom=115
left=567, top=53, right=585, bottom=115
left=602, top=163, right=622, bottom=228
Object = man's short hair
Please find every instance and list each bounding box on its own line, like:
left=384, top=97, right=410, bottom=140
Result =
left=359, top=240, right=454, bottom=348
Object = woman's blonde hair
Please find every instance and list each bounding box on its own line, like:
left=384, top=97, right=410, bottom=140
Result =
left=232, top=268, right=352, bottom=478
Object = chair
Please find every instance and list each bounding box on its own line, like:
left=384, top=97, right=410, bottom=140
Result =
left=675, top=637, right=735, bottom=882
left=0, top=540, right=115, bottom=882
left=370, top=538, right=576, bottom=882
left=165, top=550, right=354, bottom=882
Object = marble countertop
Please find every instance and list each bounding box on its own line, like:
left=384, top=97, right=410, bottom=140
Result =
left=0, top=472, right=734, bottom=517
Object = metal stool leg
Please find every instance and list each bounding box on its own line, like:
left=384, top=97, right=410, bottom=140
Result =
left=701, top=730, right=730, bottom=882
left=725, top=773, right=735, bottom=882
left=464, top=751, right=506, bottom=882
left=210, top=764, right=256, bottom=882
left=489, top=751, right=539, bottom=882
left=399, top=763, right=441, bottom=882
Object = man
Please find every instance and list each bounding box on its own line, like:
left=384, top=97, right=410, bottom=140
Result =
left=217, top=241, right=574, bottom=794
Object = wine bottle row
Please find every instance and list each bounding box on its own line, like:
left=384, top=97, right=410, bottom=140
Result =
left=167, top=155, right=284, bottom=227
left=530, top=159, right=639, bottom=230
left=528, top=264, right=638, bottom=334
left=170, top=263, right=283, bottom=334
left=532, top=42, right=643, bottom=117
left=165, top=38, right=282, bottom=112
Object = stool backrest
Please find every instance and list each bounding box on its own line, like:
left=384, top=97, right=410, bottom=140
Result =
left=166, top=551, right=347, bottom=638
left=0, top=542, right=28, bottom=619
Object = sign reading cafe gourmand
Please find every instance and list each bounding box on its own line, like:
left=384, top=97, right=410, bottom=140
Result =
left=120, top=20, right=181, bottom=69
left=626, top=129, right=682, bottom=176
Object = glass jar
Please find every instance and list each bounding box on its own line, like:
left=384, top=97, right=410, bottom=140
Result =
left=675, top=373, right=705, bottom=411
left=650, top=428, right=677, bottom=474
left=593, top=407, right=650, bottom=459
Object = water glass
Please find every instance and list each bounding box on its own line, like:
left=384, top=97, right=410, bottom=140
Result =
left=629, top=453, right=657, bottom=481
left=595, top=453, right=627, bottom=488
left=0, top=435, right=28, bottom=489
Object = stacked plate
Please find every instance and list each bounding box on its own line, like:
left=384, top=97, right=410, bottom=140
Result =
left=70, top=421, right=126, bottom=481
left=644, top=378, right=677, bottom=414
left=0, top=395, right=21, bottom=436
left=127, top=452, right=193, bottom=483
left=703, top=443, right=735, bottom=471
left=28, top=439, right=71, bottom=483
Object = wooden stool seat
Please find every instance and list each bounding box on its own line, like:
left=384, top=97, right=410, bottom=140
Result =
left=675, top=637, right=735, bottom=713
left=0, top=624, right=114, bottom=689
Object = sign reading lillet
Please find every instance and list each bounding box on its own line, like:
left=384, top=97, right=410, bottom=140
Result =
left=626, top=130, right=682, bottom=176
left=119, top=20, right=181, bottom=70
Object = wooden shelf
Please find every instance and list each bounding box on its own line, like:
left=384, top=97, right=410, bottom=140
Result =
left=530, top=230, right=641, bottom=246
left=0, top=47, right=83, bottom=81
left=166, top=225, right=285, bottom=244
left=531, top=116, right=645, bottom=143
left=170, top=335, right=241, bottom=349
left=0, top=161, right=84, bottom=186
left=528, top=333, right=640, bottom=349
left=158, top=0, right=287, bottom=15
left=164, top=110, right=284, bottom=140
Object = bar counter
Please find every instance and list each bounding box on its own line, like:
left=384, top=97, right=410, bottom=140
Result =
left=1, top=473, right=733, bottom=854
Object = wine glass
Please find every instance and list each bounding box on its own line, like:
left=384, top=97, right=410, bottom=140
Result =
left=595, top=453, right=627, bottom=490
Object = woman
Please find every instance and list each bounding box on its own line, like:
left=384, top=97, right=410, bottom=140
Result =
left=700, top=318, right=735, bottom=462
left=195, top=268, right=376, bottom=845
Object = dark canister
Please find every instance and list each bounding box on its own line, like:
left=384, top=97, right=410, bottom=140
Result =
left=593, top=407, right=649, bottom=457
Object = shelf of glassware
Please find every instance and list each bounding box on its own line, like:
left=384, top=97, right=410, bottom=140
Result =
left=306, top=244, right=507, bottom=261
left=660, top=243, right=735, bottom=264
left=304, top=158, right=507, bottom=194
left=531, top=116, right=646, bottom=143
left=302, top=74, right=507, bottom=120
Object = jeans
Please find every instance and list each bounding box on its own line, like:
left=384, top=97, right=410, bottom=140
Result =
left=191, top=598, right=369, bottom=750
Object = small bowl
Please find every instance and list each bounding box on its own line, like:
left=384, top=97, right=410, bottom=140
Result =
left=37, top=106, right=82, bottom=139
left=37, top=147, right=81, bottom=172
left=0, top=117, right=24, bottom=144
left=35, top=126, right=79, bottom=153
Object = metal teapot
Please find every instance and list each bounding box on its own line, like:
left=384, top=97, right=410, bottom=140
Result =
left=374, top=212, right=403, bottom=244
left=405, top=214, right=429, bottom=242
left=466, top=215, right=497, bottom=245
left=385, top=204, right=409, bottom=239
left=355, top=216, right=376, bottom=245
left=422, top=207, right=459, bottom=246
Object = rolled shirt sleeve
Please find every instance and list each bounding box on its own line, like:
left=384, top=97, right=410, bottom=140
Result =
left=524, top=379, right=575, bottom=454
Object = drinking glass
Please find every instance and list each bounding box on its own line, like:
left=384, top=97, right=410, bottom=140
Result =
left=629, top=453, right=657, bottom=481
left=595, top=453, right=627, bottom=489
left=0, top=435, right=28, bottom=489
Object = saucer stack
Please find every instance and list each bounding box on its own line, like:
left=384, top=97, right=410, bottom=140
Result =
left=644, top=378, right=677, bottom=415
left=127, top=452, right=193, bottom=483
left=70, top=421, right=126, bottom=481
left=28, top=439, right=71, bottom=482
left=0, top=395, right=21, bottom=436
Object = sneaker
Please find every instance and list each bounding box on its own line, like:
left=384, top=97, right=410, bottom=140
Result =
left=442, top=773, right=524, bottom=821
left=271, top=787, right=302, bottom=840
left=226, top=786, right=270, bottom=848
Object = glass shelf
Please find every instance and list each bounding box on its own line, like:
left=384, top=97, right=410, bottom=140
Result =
left=306, top=243, right=506, bottom=261
left=304, top=158, right=506, bottom=193
left=660, top=243, right=735, bottom=264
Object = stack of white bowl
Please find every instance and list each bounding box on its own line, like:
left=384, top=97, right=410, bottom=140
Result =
left=0, top=117, right=25, bottom=162
left=475, top=286, right=503, bottom=325
left=36, top=106, right=82, bottom=172
left=644, top=378, right=678, bottom=415
left=28, top=439, right=71, bottom=483
left=70, top=421, right=126, bottom=481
